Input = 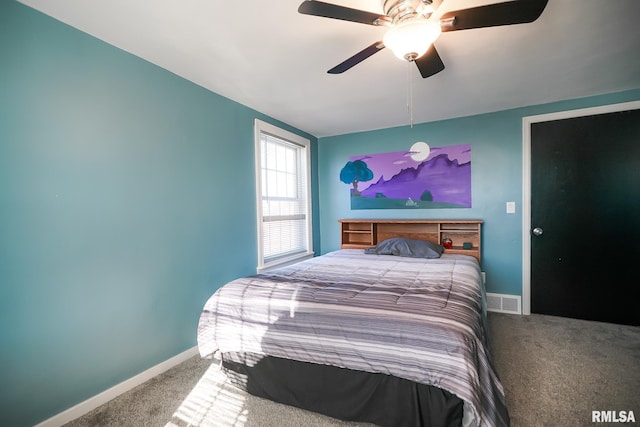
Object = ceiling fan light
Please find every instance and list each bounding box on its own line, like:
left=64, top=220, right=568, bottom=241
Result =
left=383, top=19, right=441, bottom=61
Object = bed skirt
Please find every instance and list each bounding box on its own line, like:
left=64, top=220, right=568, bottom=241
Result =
left=221, top=351, right=464, bottom=427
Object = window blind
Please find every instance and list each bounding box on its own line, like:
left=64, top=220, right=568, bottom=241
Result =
left=257, top=127, right=311, bottom=266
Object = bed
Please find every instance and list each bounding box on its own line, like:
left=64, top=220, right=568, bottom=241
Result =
left=197, top=220, right=509, bottom=427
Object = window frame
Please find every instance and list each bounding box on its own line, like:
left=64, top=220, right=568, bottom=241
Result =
left=254, top=119, right=313, bottom=272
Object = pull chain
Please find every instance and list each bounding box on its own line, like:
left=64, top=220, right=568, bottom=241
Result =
left=406, top=60, right=414, bottom=128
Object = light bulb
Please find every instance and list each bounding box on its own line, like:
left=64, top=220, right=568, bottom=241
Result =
left=383, top=19, right=441, bottom=61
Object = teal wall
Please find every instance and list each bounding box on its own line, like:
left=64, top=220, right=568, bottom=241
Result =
left=1, top=0, right=638, bottom=425
left=0, top=2, right=318, bottom=426
left=318, top=89, right=640, bottom=296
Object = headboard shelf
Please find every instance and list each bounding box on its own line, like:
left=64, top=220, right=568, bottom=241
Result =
left=339, top=219, right=483, bottom=262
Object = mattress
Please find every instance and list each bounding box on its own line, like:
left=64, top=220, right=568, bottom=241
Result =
left=197, top=249, right=508, bottom=426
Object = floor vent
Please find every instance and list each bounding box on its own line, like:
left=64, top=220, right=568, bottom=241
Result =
left=486, top=293, right=521, bottom=314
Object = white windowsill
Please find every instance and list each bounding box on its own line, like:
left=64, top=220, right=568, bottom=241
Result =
left=257, top=251, right=315, bottom=274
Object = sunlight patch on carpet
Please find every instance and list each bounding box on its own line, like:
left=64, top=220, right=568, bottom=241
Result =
left=167, top=362, right=247, bottom=426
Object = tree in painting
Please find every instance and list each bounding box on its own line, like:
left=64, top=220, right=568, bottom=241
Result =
left=340, top=160, right=373, bottom=196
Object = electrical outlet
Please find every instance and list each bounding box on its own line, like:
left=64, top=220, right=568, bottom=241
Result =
left=506, top=201, right=516, bottom=214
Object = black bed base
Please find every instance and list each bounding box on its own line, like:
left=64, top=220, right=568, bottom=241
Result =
left=221, top=351, right=463, bottom=427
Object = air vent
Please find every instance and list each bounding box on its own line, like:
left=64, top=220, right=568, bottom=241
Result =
left=486, top=293, right=521, bottom=314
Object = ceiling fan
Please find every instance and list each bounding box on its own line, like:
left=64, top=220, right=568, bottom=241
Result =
left=298, top=0, right=549, bottom=78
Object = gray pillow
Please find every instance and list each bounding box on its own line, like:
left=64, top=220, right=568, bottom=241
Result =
left=364, top=237, right=444, bottom=259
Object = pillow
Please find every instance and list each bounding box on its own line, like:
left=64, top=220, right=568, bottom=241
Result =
left=364, top=237, right=444, bottom=259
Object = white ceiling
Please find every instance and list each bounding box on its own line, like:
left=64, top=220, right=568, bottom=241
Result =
left=18, top=0, right=640, bottom=137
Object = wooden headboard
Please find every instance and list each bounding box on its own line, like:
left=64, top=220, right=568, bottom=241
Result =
left=339, top=219, right=483, bottom=262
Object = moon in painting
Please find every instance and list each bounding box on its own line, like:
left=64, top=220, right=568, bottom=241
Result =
left=409, top=141, right=431, bottom=162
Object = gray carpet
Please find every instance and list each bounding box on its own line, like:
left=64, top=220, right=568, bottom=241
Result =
left=65, top=313, right=640, bottom=427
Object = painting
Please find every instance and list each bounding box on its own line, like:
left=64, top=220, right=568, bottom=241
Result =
left=340, top=142, right=471, bottom=209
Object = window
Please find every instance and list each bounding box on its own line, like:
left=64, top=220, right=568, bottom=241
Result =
left=255, top=119, right=313, bottom=271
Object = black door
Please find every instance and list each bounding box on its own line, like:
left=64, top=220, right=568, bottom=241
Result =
left=530, top=108, right=640, bottom=326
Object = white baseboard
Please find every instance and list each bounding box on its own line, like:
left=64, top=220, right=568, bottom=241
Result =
left=34, top=346, right=200, bottom=427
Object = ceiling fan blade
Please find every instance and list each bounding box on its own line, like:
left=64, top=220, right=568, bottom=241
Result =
left=328, top=42, right=385, bottom=74
left=414, top=45, right=445, bottom=78
left=440, top=0, right=548, bottom=32
left=298, top=1, right=386, bottom=26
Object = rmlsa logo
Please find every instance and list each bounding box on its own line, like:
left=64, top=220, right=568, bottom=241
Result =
left=592, top=410, right=636, bottom=423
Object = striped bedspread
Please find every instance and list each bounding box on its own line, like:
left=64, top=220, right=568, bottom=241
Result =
left=197, top=250, right=509, bottom=427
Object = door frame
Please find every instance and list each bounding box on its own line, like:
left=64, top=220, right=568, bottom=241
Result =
left=521, top=100, right=640, bottom=315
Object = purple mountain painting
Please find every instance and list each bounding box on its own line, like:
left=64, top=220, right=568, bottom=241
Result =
left=342, top=144, right=471, bottom=210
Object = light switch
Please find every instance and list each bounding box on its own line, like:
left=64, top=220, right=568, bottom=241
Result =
left=506, top=201, right=516, bottom=214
